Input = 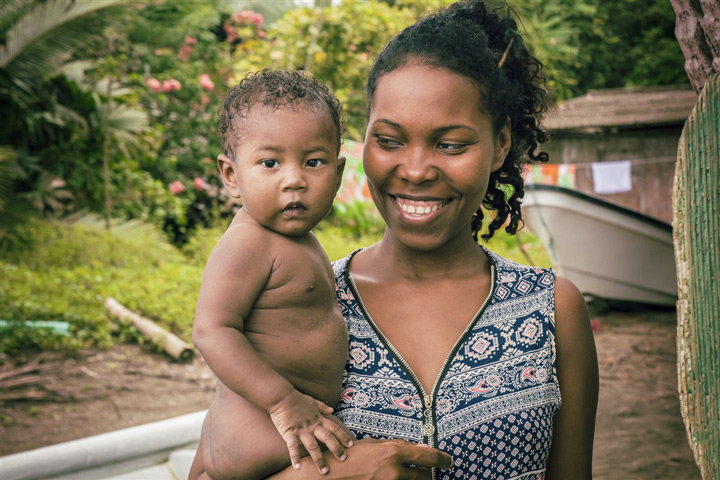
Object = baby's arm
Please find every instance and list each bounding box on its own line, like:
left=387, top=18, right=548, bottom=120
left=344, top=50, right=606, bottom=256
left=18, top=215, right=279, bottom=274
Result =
left=192, top=225, right=353, bottom=474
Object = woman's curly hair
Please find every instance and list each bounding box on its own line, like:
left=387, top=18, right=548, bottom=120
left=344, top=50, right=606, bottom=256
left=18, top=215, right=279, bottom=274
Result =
left=366, top=0, right=549, bottom=240
left=219, top=68, right=345, bottom=156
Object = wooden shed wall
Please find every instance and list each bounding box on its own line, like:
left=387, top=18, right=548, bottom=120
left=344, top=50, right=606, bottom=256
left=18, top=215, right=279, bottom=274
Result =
left=542, top=126, right=681, bottom=223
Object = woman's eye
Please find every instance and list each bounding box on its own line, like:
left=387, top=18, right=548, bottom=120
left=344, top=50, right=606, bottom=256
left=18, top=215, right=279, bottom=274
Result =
left=438, top=142, right=468, bottom=153
left=376, top=136, right=402, bottom=149
left=260, top=159, right=278, bottom=168
left=306, top=158, right=325, bottom=167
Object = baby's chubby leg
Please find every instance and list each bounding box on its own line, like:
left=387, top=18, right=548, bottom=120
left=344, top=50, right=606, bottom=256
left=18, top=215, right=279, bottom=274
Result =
left=195, top=395, right=292, bottom=480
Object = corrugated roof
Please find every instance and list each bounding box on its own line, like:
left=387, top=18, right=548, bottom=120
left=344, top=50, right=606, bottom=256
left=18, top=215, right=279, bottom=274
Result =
left=544, top=86, right=697, bottom=131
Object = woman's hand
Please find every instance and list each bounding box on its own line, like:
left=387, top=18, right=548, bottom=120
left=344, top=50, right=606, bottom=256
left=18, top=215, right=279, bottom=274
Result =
left=268, top=438, right=453, bottom=479
left=268, top=390, right=356, bottom=474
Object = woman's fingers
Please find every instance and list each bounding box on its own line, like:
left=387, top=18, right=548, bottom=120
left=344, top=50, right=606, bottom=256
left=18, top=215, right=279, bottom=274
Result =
left=386, top=439, right=453, bottom=470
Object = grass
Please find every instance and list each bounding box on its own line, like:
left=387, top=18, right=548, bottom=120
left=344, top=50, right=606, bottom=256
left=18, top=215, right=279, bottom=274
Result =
left=0, top=216, right=550, bottom=358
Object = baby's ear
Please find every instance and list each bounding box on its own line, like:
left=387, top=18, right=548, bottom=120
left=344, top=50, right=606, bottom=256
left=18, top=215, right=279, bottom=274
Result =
left=217, top=154, right=241, bottom=199
left=335, top=156, right=346, bottom=194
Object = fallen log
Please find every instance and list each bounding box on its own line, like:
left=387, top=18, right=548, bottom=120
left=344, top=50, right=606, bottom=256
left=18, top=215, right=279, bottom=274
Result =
left=104, top=297, right=194, bottom=362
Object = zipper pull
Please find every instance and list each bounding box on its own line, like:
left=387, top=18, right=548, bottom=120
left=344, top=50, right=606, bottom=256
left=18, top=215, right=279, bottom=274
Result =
left=421, top=394, right=435, bottom=436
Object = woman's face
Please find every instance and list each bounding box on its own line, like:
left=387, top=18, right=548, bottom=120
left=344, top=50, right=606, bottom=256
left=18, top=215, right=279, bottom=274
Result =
left=363, top=62, right=511, bottom=252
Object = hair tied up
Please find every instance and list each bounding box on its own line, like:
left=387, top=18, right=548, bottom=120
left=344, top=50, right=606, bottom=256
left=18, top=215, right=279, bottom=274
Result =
left=497, top=37, right=514, bottom=69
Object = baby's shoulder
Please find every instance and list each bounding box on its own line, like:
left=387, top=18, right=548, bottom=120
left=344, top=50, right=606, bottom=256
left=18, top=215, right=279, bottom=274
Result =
left=207, top=221, right=279, bottom=267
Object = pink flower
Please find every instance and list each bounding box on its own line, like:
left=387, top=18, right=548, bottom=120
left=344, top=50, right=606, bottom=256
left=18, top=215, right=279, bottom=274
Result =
left=184, top=35, right=198, bottom=45
left=252, top=13, right=263, bottom=26
left=178, top=44, right=193, bottom=61
left=146, top=77, right=162, bottom=93
left=194, top=177, right=208, bottom=190
left=257, top=29, right=266, bottom=39
left=168, top=180, right=185, bottom=195
left=224, top=24, right=238, bottom=42
left=200, top=94, right=211, bottom=107
left=202, top=157, right=213, bottom=164
left=162, top=79, right=181, bottom=92
left=591, top=319, right=603, bottom=333
left=199, top=74, right=215, bottom=91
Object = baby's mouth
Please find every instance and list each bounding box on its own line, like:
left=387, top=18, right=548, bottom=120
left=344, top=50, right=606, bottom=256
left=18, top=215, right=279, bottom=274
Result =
left=393, top=196, right=450, bottom=215
left=282, top=202, right=307, bottom=217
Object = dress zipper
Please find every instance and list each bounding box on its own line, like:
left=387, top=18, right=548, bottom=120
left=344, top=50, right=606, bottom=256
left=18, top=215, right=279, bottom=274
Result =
left=346, top=261, right=496, bottom=480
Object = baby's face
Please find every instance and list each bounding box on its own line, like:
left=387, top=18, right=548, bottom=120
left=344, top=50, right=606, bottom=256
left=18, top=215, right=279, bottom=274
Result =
left=220, top=105, right=344, bottom=237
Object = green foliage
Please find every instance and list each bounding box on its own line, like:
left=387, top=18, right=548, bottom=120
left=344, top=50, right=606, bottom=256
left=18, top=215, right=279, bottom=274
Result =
left=230, top=0, right=448, bottom=140
left=511, top=0, right=687, bottom=100
left=0, top=218, right=202, bottom=358
left=325, top=200, right=386, bottom=239
left=315, top=223, right=383, bottom=262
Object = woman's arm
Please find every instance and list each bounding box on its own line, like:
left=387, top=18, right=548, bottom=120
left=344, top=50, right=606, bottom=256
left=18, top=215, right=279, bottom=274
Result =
left=545, top=275, right=599, bottom=479
left=267, top=438, right=453, bottom=480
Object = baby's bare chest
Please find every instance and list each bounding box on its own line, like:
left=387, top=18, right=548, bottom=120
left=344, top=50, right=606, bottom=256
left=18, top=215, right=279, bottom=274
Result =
left=255, top=242, right=337, bottom=311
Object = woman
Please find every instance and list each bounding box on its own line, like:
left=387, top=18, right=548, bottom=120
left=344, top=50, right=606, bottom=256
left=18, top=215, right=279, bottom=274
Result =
left=274, top=1, right=598, bottom=478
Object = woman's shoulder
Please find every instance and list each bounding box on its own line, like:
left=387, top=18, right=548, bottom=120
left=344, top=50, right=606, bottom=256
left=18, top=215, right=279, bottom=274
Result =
left=483, top=246, right=555, bottom=279
left=332, top=248, right=364, bottom=282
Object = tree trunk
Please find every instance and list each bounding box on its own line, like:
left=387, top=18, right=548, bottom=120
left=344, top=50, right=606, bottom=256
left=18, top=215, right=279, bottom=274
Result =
left=671, top=0, right=720, bottom=93
left=102, top=76, right=113, bottom=231
left=673, top=73, right=720, bottom=480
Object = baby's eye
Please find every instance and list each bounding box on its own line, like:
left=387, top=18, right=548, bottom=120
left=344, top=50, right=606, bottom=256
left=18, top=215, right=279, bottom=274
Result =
left=260, top=159, right=279, bottom=169
left=306, top=158, right=325, bottom=167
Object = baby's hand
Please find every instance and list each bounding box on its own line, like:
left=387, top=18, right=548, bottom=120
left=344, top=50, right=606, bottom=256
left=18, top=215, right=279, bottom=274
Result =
left=268, top=390, right=355, bottom=474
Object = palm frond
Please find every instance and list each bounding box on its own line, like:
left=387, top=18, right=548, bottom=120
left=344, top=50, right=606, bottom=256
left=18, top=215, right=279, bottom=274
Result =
left=0, top=0, right=29, bottom=35
left=0, top=0, right=132, bottom=78
left=109, top=106, right=149, bottom=134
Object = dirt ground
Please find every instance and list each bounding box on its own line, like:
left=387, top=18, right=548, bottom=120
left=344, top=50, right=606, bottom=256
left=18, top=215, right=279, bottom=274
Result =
left=0, top=306, right=701, bottom=479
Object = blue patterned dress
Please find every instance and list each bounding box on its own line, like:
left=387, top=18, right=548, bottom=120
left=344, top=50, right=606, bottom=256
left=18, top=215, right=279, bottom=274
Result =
left=333, top=248, right=561, bottom=480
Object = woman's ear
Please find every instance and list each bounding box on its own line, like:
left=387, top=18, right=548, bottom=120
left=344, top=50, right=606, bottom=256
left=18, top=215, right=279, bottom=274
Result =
left=492, top=119, right=512, bottom=172
left=335, top=156, right=347, bottom=194
left=217, top=154, right=242, bottom=199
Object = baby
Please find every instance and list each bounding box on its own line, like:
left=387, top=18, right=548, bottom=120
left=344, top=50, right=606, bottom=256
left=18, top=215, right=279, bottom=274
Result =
left=189, top=69, right=353, bottom=480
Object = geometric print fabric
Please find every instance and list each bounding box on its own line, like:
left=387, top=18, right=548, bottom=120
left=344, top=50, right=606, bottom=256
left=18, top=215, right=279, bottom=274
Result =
left=333, top=248, right=560, bottom=480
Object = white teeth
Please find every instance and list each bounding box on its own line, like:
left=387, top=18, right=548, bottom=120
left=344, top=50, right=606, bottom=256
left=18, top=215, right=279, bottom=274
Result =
left=396, top=198, right=447, bottom=215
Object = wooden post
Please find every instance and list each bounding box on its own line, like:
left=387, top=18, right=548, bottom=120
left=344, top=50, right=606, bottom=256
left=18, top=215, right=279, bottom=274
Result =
left=104, top=297, right=194, bottom=362
left=673, top=73, right=720, bottom=479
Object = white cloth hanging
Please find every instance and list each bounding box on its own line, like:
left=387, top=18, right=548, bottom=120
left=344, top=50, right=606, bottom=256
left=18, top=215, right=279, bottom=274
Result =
left=591, top=160, right=632, bottom=194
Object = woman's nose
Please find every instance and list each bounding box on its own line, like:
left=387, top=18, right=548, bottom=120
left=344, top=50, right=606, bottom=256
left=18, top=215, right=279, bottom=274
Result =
left=280, top=165, right=308, bottom=191
left=398, top=145, right=438, bottom=184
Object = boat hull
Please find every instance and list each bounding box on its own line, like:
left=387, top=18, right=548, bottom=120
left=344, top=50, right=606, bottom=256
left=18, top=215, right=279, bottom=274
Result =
left=521, top=185, right=677, bottom=307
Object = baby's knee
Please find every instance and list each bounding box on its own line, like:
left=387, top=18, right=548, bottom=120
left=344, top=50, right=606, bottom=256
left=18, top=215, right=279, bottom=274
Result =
left=203, top=441, right=286, bottom=480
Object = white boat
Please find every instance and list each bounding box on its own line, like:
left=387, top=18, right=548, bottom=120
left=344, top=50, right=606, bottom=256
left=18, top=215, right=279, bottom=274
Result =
left=0, top=411, right=205, bottom=480
left=521, top=184, right=677, bottom=307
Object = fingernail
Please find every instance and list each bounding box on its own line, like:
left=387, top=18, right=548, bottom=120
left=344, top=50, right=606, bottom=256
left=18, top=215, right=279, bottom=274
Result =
left=340, top=454, right=347, bottom=461
left=321, top=467, right=329, bottom=474
left=293, top=463, right=301, bottom=470
left=348, top=440, right=354, bottom=447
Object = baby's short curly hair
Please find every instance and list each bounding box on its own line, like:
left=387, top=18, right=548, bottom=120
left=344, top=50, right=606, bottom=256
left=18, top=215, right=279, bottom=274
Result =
left=219, top=69, right=345, bottom=156
left=367, top=0, right=550, bottom=240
